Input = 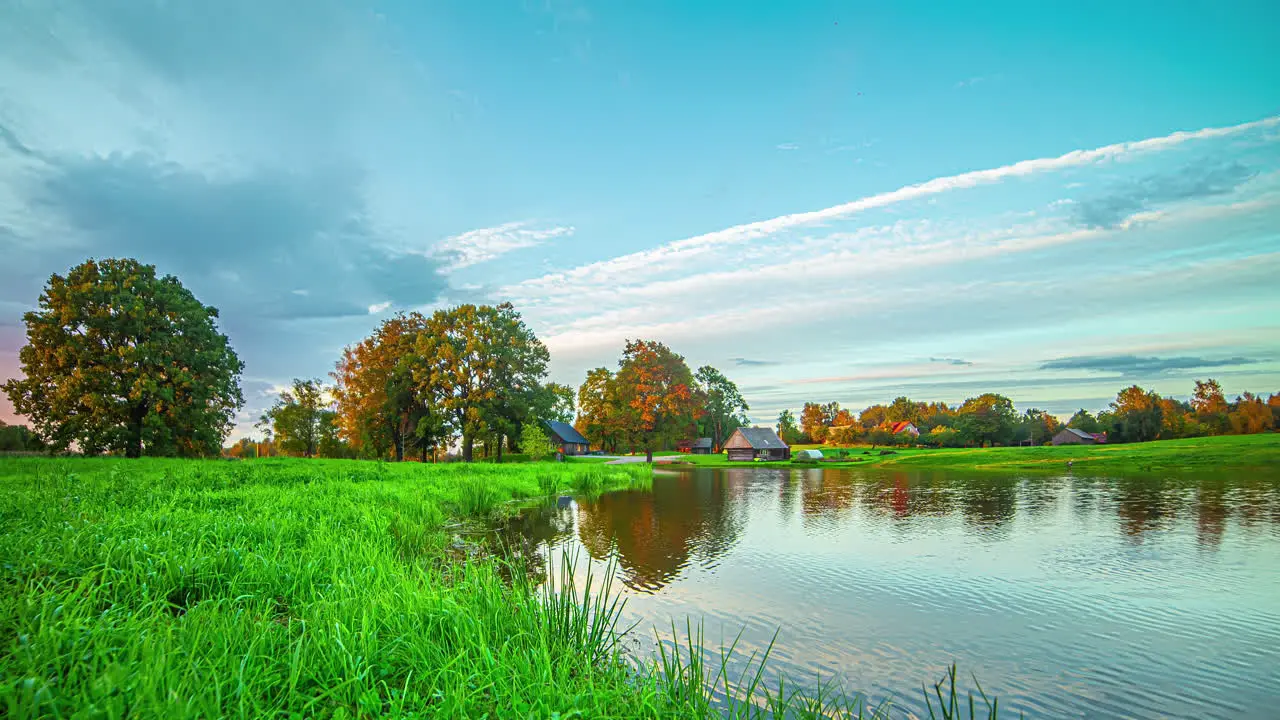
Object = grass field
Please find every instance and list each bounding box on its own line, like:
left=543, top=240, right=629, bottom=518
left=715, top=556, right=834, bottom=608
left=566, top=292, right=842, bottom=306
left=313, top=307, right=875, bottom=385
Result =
left=664, top=433, right=1280, bottom=474
left=0, top=456, right=1003, bottom=719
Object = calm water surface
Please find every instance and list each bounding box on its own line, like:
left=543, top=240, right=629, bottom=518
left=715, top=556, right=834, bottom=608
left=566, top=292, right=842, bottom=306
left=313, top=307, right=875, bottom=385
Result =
left=501, top=467, right=1280, bottom=719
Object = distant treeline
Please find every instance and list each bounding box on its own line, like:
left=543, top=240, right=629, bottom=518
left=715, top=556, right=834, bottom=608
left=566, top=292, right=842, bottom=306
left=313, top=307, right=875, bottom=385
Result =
left=782, top=380, right=1279, bottom=447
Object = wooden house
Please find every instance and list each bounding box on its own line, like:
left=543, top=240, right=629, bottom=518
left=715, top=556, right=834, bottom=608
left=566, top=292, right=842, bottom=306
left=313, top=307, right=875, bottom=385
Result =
left=723, top=427, right=790, bottom=462
left=690, top=438, right=713, bottom=455
left=543, top=420, right=590, bottom=455
left=1051, top=428, right=1107, bottom=446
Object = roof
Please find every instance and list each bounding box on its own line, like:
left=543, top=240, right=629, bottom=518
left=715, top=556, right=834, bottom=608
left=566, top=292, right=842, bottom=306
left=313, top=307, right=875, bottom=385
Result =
left=1061, top=427, right=1094, bottom=440
left=692, top=437, right=713, bottom=449
left=543, top=420, right=589, bottom=445
left=890, top=421, right=918, bottom=434
left=733, top=426, right=789, bottom=449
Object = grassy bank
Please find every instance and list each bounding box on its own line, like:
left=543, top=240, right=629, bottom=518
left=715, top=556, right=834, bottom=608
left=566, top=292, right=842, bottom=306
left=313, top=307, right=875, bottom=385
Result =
left=665, top=433, right=1280, bottom=474
left=0, top=457, right=1003, bottom=719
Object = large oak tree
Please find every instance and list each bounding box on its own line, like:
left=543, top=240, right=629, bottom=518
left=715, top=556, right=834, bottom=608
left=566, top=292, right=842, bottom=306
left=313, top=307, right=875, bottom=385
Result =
left=3, top=258, right=244, bottom=457
left=612, top=339, right=701, bottom=462
left=413, top=303, right=548, bottom=462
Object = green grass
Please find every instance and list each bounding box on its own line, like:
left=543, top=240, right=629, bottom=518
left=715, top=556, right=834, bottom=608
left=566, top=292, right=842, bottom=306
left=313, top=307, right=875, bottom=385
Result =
left=670, top=434, right=1280, bottom=474
left=0, top=456, right=1002, bottom=719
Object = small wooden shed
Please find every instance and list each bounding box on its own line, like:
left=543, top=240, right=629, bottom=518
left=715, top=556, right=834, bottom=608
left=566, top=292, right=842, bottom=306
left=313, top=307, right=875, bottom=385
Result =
left=543, top=420, right=590, bottom=455
left=724, top=427, right=791, bottom=462
left=690, top=438, right=713, bottom=455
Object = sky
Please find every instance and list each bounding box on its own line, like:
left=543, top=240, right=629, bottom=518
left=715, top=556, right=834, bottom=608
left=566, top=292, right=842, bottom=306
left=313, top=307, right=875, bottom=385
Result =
left=1, top=0, right=1279, bottom=439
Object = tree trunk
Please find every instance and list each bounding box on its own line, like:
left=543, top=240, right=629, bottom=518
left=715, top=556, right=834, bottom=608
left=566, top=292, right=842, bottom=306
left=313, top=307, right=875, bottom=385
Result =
left=462, top=433, right=474, bottom=462
left=393, top=429, right=404, bottom=462
left=645, top=448, right=653, bottom=463
left=420, top=444, right=427, bottom=462
left=126, top=404, right=146, bottom=458
left=496, top=433, right=504, bottom=463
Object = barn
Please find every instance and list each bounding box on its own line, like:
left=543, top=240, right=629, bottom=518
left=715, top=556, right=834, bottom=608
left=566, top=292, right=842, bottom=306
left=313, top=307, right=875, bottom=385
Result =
left=543, top=420, right=590, bottom=455
left=723, top=427, right=791, bottom=462
left=1052, top=427, right=1107, bottom=446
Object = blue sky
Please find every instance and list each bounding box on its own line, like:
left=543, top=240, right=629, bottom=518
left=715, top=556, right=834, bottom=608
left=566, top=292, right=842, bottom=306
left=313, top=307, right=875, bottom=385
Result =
left=2, top=0, right=1278, bottom=438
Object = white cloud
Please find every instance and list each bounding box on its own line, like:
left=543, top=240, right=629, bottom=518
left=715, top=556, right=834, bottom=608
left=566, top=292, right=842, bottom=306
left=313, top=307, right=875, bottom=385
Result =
left=432, top=221, right=574, bottom=270
left=776, top=143, right=800, bottom=151
left=368, top=301, right=391, bottom=314
left=506, top=115, right=1280, bottom=302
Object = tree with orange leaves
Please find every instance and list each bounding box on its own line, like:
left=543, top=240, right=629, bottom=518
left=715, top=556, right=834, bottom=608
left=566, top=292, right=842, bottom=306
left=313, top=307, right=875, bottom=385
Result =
left=332, top=312, right=437, bottom=461
left=612, top=339, right=703, bottom=462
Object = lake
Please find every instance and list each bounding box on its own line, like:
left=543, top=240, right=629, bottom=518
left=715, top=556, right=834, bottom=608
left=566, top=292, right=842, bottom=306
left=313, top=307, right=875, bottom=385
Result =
left=499, top=467, right=1280, bottom=719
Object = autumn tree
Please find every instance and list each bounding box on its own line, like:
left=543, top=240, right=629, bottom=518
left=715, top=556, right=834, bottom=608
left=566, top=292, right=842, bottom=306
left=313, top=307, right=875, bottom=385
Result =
left=1229, top=392, right=1274, bottom=435
left=413, top=303, right=548, bottom=462
left=576, top=367, right=623, bottom=453
left=260, top=379, right=333, bottom=458
left=800, top=402, right=828, bottom=443
left=1159, top=397, right=1197, bottom=439
left=3, top=258, right=244, bottom=457
left=1109, top=385, right=1164, bottom=443
left=955, top=393, right=1017, bottom=447
left=332, top=313, right=430, bottom=460
left=1191, top=379, right=1230, bottom=435
left=859, top=404, right=888, bottom=430
left=226, top=437, right=258, bottom=459
left=694, top=365, right=749, bottom=451
left=612, top=339, right=702, bottom=462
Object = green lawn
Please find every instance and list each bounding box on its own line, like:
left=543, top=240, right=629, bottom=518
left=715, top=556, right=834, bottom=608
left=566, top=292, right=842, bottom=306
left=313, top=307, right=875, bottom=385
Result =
left=666, top=434, right=1280, bottom=474
left=1, top=456, right=992, bottom=718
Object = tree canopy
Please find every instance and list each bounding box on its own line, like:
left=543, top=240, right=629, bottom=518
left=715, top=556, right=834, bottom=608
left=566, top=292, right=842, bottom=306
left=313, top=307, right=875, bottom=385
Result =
left=694, top=365, right=748, bottom=452
left=590, top=340, right=702, bottom=462
left=3, top=258, right=244, bottom=457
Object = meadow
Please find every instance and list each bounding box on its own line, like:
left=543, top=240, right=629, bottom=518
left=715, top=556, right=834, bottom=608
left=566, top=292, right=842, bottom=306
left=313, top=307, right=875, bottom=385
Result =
left=669, top=433, right=1280, bottom=474
left=0, top=456, right=1002, bottom=719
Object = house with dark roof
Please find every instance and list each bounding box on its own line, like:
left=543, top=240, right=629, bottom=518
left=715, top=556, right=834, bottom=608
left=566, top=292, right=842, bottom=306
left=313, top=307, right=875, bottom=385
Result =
left=1052, top=427, right=1107, bottom=446
left=543, top=420, right=590, bottom=455
left=723, top=426, right=790, bottom=461
left=690, top=437, right=713, bottom=455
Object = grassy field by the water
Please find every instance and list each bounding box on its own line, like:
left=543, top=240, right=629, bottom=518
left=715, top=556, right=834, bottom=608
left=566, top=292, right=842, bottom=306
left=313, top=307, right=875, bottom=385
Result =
left=0, top=456, right=1001, bottom=719
left=669, top=433, right=1280, bottom=473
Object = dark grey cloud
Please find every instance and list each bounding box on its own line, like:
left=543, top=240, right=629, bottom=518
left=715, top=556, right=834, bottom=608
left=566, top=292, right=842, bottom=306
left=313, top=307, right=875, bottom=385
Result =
left=1073, top=160, right=1256, bottom=228
left=1, top=151, right=447, bottom=320
left=1039, top=354, right=1256, bottom=375
left=929, top=357, right=973, bottom=366
left=733, top=357, right=779, bottom=367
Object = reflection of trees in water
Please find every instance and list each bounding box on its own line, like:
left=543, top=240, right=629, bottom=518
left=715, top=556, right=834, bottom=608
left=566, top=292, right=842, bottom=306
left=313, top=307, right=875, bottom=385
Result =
left=501, top=469, right=1280, bottom=586
left=850, top=472, right=959, bottom=521
left=574, top=473, right=746, bottom=592
left=1111, top=477, right=1183, bottom=543
left=488, top=499, right=576, bottom=584
left=957, top=476, right=1019, bottom=533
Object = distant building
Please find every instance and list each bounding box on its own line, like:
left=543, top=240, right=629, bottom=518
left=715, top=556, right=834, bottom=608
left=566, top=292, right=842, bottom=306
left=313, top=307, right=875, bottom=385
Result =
left=1052, top=427, right=1107, bottom=446
left=795, top=449, right=824, bottom=461
left=723, top=427, right=791, bottom=462
left=690, top=437, right=714, bottom=455
left=890, top=421, right=920, bottom=437
left=543, top=420, right=590, bottom=455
